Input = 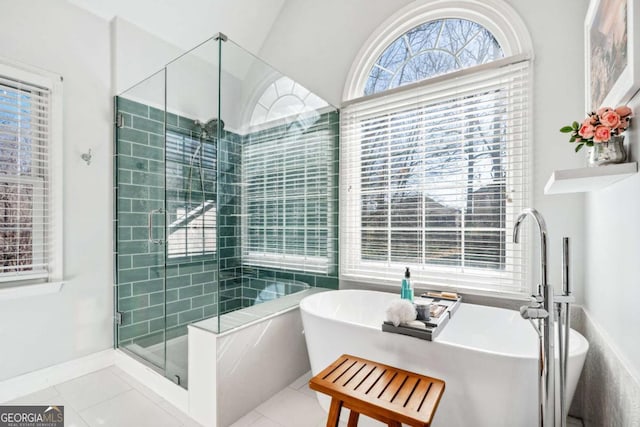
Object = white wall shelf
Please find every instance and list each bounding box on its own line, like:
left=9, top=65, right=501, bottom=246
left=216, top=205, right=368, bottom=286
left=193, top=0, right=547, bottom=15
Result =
left=544, top=162, right=638, bottom=195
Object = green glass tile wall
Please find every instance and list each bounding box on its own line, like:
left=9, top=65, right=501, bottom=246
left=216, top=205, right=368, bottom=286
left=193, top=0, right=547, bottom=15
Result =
left=115, top=97, right=221, bottom=346
left=115, top=100, right=338, bottom=344
left=217, top=129, right=246, bottom=314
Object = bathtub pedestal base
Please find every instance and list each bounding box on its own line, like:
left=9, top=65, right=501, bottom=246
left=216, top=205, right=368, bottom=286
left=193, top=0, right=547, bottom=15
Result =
left=310, top=354, right=446, bottom=427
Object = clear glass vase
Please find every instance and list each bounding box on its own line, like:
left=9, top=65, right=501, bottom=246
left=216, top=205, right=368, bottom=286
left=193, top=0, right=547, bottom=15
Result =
left=587, top=135, right=627, bottom=167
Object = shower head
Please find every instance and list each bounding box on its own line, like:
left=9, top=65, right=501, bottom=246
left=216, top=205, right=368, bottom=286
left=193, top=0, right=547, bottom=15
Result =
left=194, top=118, right=225, bottom=138
left=205, top=118, right=224, bottom=131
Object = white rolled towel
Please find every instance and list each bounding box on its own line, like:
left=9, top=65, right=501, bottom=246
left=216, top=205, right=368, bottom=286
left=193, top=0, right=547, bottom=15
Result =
left=385, top=299, right=416, bottom=327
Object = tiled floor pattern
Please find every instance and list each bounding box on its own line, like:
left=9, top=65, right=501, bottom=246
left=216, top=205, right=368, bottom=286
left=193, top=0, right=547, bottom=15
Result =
left=7, top=366, right=585, bottom=427
left=7, top=367, right=198, bottom=427
left=6, top=367, right=338, bottom=427
left=229, top=371, right=349, bottom=427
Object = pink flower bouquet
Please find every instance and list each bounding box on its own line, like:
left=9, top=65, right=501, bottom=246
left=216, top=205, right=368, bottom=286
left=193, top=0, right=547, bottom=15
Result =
left=560, top=106, right=632, bottom=152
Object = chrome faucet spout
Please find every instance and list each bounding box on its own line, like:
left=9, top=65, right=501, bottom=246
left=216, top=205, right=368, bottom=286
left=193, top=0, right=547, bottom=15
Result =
left=513, top=208, right=548, bottom=293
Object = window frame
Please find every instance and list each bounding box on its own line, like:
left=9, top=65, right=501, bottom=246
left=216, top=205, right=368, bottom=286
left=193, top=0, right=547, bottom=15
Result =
left=340, top=0, right=533, bottom=297
left=0, top=58, right=63, bottom=290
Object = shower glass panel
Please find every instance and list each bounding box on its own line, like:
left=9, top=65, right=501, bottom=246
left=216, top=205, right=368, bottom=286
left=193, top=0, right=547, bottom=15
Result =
left=213, top=38, right=340, bottom=333
left=164, top=37, right=221, bottom=386
left=114, top=33, right=338, bottom=388
left=115, top=69, right=167, bottom=371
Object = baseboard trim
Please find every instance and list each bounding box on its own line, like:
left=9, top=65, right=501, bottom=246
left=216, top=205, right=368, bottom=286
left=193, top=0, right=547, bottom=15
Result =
left=114, top=349, right=188, bottom=413
left=0, top=349, right=114, bottom=403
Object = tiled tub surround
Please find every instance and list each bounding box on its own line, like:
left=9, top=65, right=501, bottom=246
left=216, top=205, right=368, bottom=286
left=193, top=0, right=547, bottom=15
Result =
left=570, top=307, right=640, bottom=426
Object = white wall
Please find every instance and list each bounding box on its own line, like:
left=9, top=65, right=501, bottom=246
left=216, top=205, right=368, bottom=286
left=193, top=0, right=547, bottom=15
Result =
left=584, top=94, right=640, bottom=383
left=260, top=0, right=589, bottom=302
left=112, top=17, right=183, bottom=96
left=0, top=0, right=113, bottom=381
left=508, top=0, right=588, bottom=303
left=114, top=17, right=263, bottom=133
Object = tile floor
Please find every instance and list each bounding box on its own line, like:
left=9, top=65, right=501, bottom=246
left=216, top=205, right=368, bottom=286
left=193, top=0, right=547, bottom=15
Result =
left=7, top=367, right=199, bottom=427
left=6, top=366, right=584, bottom=427
left=6, top=367, right=337, bottom=427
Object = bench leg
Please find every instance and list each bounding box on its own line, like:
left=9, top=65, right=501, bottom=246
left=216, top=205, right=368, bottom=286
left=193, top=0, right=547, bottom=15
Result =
left=387, top=422, right=401, bottom=427
left=326, top=398, right=343, bottom=427
left=347, top=410, right=359, bottom=427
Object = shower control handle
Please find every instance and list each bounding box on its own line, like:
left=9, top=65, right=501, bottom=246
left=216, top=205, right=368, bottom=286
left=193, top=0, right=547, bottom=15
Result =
left=148, top=209, right=164, bottom=244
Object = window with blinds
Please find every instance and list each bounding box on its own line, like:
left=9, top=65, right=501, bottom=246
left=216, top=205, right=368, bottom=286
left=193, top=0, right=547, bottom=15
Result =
left=341, top=57, right=530, bottom=294
left=0, top=66, right=57, bottom=285
left=243, top=119, right=332, bottom=273
left=165, top=130, right=217, bottom=258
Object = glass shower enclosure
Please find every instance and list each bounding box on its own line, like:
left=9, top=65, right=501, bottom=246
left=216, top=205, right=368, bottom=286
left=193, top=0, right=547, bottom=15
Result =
left=113, top=34, right=339, bottom=388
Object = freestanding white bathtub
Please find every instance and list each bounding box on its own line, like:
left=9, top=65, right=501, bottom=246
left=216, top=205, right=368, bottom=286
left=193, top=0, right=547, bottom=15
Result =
left=300, top=290, right=589, bottom=427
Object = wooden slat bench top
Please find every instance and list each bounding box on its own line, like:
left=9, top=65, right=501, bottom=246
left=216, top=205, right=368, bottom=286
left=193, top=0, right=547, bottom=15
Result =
left=309, top=354, right=445, bottom=427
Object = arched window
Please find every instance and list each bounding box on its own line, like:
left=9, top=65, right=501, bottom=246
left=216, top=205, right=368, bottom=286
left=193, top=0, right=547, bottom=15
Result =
left=365, top=18, right=503, bottom=95
left=341, top=1, right=533, bottom=296
left=250, top=76, right=328, bottom=126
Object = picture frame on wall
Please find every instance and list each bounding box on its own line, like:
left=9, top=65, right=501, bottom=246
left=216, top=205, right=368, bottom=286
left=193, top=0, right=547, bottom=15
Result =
left=585, top=0, right=640, bottom=112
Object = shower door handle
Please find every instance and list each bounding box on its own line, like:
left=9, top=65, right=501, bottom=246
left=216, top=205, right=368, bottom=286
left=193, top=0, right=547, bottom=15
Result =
left=148, top=209, right=164, bottom=244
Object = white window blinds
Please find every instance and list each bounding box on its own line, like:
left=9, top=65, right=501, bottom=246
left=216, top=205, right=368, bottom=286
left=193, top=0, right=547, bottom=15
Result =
left=0, top=73, right=53, bottom=283
left=243, top=120, right=332, bottom=273
left=341, top=57, right=530, bottom=294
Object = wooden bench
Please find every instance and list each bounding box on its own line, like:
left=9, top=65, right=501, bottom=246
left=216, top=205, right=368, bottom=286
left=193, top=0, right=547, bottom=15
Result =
left=309, top=354, right=445, bottom=427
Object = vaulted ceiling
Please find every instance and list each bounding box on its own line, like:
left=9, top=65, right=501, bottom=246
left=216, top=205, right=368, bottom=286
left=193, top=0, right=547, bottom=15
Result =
left=66, top=0, right=287, bottom=56
left=65, top=0, right=415, bottom=105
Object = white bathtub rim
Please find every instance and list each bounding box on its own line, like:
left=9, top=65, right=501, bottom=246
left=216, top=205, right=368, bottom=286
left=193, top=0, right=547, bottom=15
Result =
left=300, top=289, right=589, bottom=361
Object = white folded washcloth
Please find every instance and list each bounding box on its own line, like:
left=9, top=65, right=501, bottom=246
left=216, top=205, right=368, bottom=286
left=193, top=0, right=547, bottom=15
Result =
left=385, top=299, right=416, bottom=327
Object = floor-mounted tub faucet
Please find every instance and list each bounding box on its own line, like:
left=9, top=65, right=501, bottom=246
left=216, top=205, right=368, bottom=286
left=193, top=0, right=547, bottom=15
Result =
left=513, top=208, right=574, bottom=427
left=513, top=208, right=555, bottom=427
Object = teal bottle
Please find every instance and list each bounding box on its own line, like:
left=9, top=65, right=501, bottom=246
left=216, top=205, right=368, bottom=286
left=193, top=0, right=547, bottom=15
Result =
left=401, top=267, right=413, bottom=302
